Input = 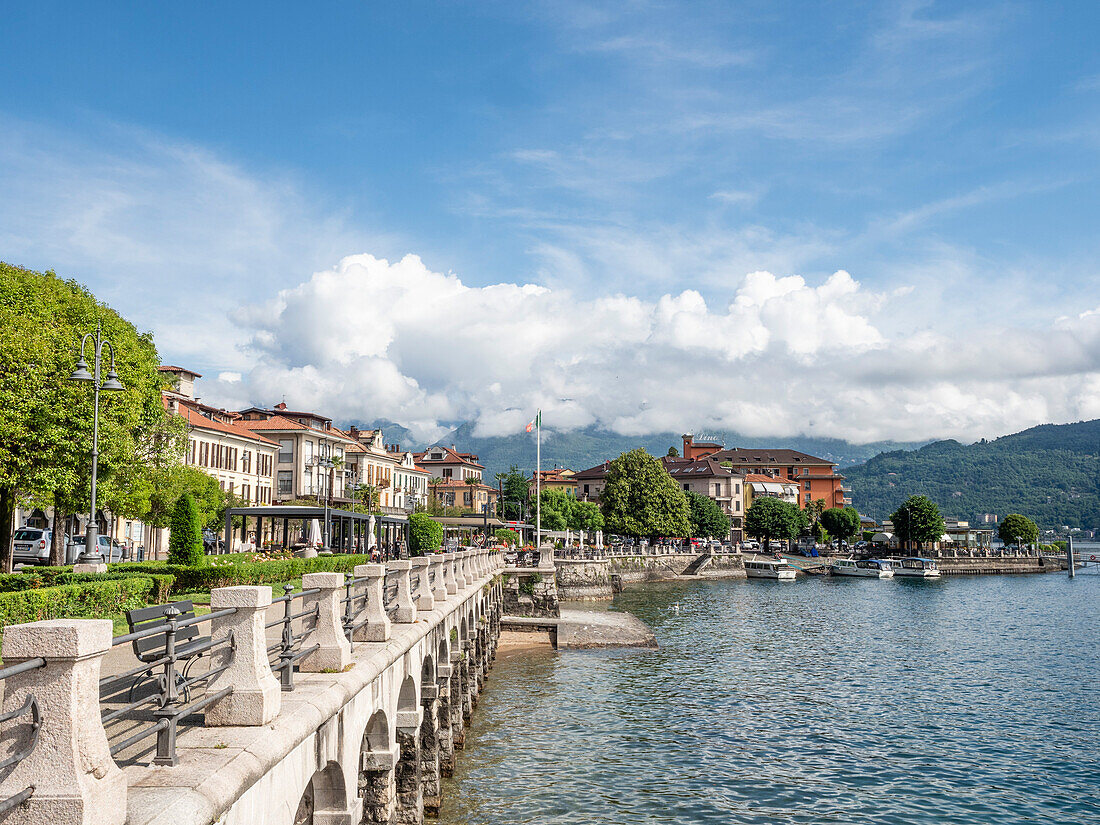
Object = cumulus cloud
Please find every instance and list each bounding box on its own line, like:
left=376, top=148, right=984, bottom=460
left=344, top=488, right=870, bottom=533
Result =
left=203, top=254, right=1100, bottom=445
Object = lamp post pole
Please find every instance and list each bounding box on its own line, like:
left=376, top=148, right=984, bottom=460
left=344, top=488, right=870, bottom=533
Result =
left=69, top=323, right=125, bottom=563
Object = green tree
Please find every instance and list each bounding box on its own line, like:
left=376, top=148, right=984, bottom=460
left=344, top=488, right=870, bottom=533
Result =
left=667, top=446, right=679, bottom=457
left=744, top=497, right=804, bottom=551
left=820, top=506, right=861, bottom=543
left=538, top=488, right=576, bottom=532
left=168, top=493, right=205, bottom=566
left=0, top=263, right=166, bottom=569
left=498, top=465, right=530, bottom=521
left=409, top=512, right=443, bottom=555
left=569, top=500, right=604, bottom=532
left=891, top=495, right=945, bottom=551
left=685, top=491, right=731, bottom=538
left=600, top=449, right=691, bottom=538
left=999, top=513, right=1038, bottom=548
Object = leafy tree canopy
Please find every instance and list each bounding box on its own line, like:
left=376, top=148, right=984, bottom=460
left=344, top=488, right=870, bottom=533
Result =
left=820, top=506, right=861, bottom=541
left=600, top=448, right=691, bottom=538
left=0, top=263, right=168, bottom=568
left=999, top=513, right=1038, bottom=546
left=497, top=465, right=530, bottom=520
left=891, top=495, right=945, bottom=547
left=685, top=491, right=731, bottom=538
left=744, top=497, right=804, bottom=548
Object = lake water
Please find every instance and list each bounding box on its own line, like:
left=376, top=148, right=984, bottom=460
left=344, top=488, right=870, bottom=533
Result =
left=439, top=569, right=1099, bottom=824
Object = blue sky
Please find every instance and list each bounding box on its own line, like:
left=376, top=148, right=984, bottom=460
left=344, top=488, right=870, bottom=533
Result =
left=3, top=1, right=1100, bottom=442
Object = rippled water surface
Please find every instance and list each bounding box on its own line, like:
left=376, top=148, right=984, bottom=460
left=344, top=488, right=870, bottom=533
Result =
left=439, top=571, right=1099, bottom=824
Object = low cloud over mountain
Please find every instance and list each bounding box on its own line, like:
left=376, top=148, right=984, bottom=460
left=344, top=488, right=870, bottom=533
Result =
left=203, top=253, right=1100, bottom=445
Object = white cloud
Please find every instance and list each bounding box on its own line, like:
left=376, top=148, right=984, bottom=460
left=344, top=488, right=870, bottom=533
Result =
left=203, top=253, right=1100, bottom=445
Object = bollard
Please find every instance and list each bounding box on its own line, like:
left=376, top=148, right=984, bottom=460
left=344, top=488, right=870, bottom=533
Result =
left=443, top=553, right=458, bottom=595
left=412, top=556, right=435, bottom=612
left=0, top=620, right=125, bottom=825
left=429, top=553, right=448, bottom=602
left=389, top=560, right=417, bottom=623
left=355, top=564, right=392, bottom=641
left=300, top=572, right=352, bottom=672
left=206, top=586, right=281, bottom=726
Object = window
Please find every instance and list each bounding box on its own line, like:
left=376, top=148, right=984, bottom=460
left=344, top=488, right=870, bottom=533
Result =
left=464, top=492, right=472, bottom=505
left=714, top=483, right=721, bottom=496
left=584, top=484, right=590, bottom=494
left=804, top=482, right=811, bottom=491
left=683, top=483, right=689, bottom=490
left=242, top=450, right=251, bottom=473
left=442, top=469, right=453, bottom=479
left=242, top=484, right=250, bottom=503
left=736, top=500, right=741, bottom=511
left=278, top=471, right=293, bottom=496
left=304, top=441, right=314, bottom=463
left=279, top=439, right=293, bottom=463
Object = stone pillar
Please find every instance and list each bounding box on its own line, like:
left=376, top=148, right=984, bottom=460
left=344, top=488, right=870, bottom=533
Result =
left=429, top=553, right=448, bottom=602
left=0, top=619, right=126, bottom=825
left=443, top=552, right=458, bottom=595
left=359, top=746, right=398, bottom=824
left=206, top=586, right=280, bottom=725
left=411, top=556, right=434, bottom=612
left=453, top=551, right=467, bottom=589
left=419, top=681, right=442, bottom=816
left=472, top=549, right=484, bottom=578
left=436, top=663, right=455, bottom=775
left=300, top=572, right=352, bottom=672
left=354, top=563, right=391, bottom=642
left=461, top=550, right=473, bottom=587
left=448, top=645, right=466, bottom=749
left=394, top=717, right=423, bottom=824
left=389, top=560, right=417, bottom=623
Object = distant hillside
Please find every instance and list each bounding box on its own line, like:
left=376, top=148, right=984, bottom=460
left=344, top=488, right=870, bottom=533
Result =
left=843, top=420, right=1100, bottom=529
left=367, top=421, right=924, bottom=480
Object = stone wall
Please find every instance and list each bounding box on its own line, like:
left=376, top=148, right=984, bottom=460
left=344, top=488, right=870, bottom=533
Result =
left=501, top=568, right=560, bottom=618
left=555, top=559, right=614, bottom=600
left=939, top=556, right=1066, bottom=575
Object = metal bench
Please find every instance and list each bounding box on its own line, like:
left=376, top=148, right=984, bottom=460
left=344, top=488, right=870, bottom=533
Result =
left=124, top=600, right=211, bottom=703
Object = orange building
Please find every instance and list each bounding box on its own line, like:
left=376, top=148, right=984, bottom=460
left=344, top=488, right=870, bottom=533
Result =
left=679, top=436, right=850, bottom=511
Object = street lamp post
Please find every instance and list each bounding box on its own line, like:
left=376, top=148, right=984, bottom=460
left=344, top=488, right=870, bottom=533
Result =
left=69, top=323, right=125, bottom=563
left=312, top=454, right=335, bottom=550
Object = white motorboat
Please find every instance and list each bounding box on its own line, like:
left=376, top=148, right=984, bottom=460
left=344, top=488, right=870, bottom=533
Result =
left=893, top=557, right=941, bottom=578
left=831, top=558, right=894, bottom=578
left=744, top=555, right=797, bottom=580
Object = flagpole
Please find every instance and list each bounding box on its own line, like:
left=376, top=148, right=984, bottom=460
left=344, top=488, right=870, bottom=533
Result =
left=535, top=409, right=541, bottom=553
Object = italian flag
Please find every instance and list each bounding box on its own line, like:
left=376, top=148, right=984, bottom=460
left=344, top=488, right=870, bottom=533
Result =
left=525, top=411, right=541, bottom=433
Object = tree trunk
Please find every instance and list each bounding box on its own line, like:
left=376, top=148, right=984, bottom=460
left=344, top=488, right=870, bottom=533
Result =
left=0, top=486, right=15, bottom=573
left=50, top=492, right=66, bottom=566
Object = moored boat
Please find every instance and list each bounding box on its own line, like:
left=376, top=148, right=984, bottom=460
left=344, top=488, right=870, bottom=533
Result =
left=744, top=555, right=797, bottom=580
left=831, top=558, right=894, bottom=578
left=893, top=557, right=941, bottom=578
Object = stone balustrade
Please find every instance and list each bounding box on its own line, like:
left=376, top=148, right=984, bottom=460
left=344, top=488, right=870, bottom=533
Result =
left=0, top=551, right=503, bottom=825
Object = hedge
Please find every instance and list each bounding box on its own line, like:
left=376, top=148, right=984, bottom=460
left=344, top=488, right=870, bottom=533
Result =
left=107, top=553, right=374, bottom=594
left=0, top=577, right=161, bottom=631
left=0, top=571, right=174, bottom=602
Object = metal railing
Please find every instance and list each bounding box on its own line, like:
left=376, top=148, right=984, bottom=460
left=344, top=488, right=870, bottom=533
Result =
left=101, top=606, right=238, bottom=766
left=384, top=572, right=399, bottom=616
left=0, top=658, right=46, bottom=814
left=266, top=585, right=320, bottom=692
left=341, top=574, right=370, bottom=647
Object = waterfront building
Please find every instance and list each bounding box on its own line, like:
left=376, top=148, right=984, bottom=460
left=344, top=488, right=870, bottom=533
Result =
left=662, top=455, right=745, bottom=542
left=681, top=435, right=850, bottom=510
left=237, top=403, right=356, bottom=504
left=743, top=473, right=801, bottom=508
left=426, top=478, right=499, bottom=514
left=414, top=444, right=486, bottom=482
left=161, top=367, right=277, bottom=506
left=389, top=444, right=431, bottom=513
left=530, top=467, right=578, bottom=496
left=341, top=426, right=401, bottom=510
left=574, top=460, right=611, bottom=503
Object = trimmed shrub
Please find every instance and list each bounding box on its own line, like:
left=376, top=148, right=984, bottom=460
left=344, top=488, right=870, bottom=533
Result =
left=168, top=493, right=205, bottom=566
left=0, top=571, right=174, bottom=602
left=408, top=513, right=443, bottom=556
left=0, top=577, right=157, bottom=631
left=107, top=553, right=372, bottom=594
